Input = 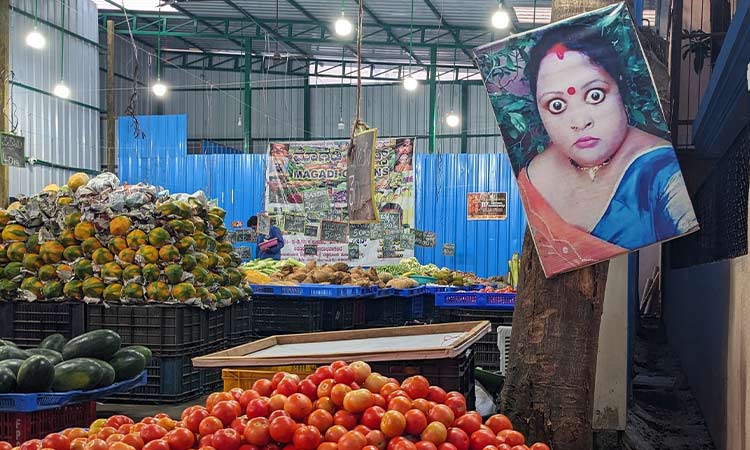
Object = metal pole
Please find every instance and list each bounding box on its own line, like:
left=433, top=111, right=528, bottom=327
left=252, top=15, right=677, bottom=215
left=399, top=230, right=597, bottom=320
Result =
left=243, top=38, right=252, bottom=153
left=668, top=0, right=683, bottom=142
left=106, top=20, right=116, bottom=173
left=303, top=70, right=311, bottom=140
left=428, top=45, right=437, bottom=153
left=0, top=0, right=9, bottom=207
left=460, top=81, right=469, bottom=153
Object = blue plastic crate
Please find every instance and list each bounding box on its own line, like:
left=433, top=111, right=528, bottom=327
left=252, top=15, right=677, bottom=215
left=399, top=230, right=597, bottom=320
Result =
left=0, top=371, right=147, bottom=412
left=374, top=288, right=395, bottom=298
left=392, top=287, right=425, bottom=297
left=409, top=296, right=424, bottom=319
left=424, top=286, right=462, bottom=294
left=250, top=284, right=370, bottom=298
left=434, top=291, right=516, bottom=309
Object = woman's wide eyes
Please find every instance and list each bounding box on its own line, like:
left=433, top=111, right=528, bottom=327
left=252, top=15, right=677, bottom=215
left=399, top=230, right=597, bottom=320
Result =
left=547, top=98, right=567, bottom=114
left=585, top=88, right=606, bottom=104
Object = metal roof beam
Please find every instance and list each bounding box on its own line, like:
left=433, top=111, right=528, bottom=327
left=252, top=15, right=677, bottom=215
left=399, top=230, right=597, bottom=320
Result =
left=283, top=0, right=364, bottom=60
left=167, top=4, right=244, bottom=49
left=420, top=0, right=474, bottom=61
left=354, top=0, right=423, bottom=65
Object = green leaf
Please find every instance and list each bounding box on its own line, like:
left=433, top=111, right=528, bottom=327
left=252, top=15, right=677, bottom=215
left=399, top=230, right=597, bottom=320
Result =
left=505, top=100, right=527, bottom=112
left=630, top=109, right=646, bottom=125
left=508, top=112, right=527, bottom=133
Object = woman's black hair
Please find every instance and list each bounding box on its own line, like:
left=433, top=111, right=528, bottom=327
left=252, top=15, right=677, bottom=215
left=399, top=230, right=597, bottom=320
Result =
left=525, top=25, right=628, bottom=104
left=247, top=216, right=258, bottom=227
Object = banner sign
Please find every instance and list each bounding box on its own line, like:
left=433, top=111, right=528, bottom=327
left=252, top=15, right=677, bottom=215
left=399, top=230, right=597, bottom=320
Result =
left=266, top=138, right=415, bottom=265
left=347, top=128, right=379, bottom=223
left=467, top=192, right=507, bottom=220
left=475, top=3, right=698, bottom=277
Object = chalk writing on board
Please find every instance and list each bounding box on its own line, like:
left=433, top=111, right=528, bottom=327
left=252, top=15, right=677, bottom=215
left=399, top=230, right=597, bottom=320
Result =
left=349, top=223, right=371, bottom=240
left=302, top=188, right=332, bottom=213
left=257, top=214, right=271, bottom=236
left=0, top=133, right=25, bottom=168
left=443, top=243, right=455, bottom=257
left=319, top=220, right=349, bottom=243
left=348, top=243, right=360, bottom=260
left=380, top=212, right=401, bottom=235
left=414, top=230, right=437, bottom=247
left=304, top=224, right=319, bottom=238
left=304, top=244, right=318, bottom=256
left=283, top=214, right=306, bottom=234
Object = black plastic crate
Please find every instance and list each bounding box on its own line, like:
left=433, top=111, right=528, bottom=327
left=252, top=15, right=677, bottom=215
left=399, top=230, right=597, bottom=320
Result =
left=101, top=351, right=203, bottom=404
left=363, top=296, right=409, bottom=327
left=228, top=300, right=254, bottom=346
left=253, top=297, right=359, bottom=336
left=86, top=303, right=207, bottom=357
left=447, top=309, right=513, bottom=371
left=207, top=307, right=227, bottom=347
left=446, top=308, right=514, bottom=326
left=370, top=349, right=476, bottom=409
left=0, top=301, right=85, bottom=348
left=200, top=340, right=228, bottom=393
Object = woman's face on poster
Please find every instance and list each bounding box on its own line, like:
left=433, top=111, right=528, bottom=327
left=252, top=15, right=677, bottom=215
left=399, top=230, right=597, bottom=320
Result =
left=535, top=50, right=628, bottom=167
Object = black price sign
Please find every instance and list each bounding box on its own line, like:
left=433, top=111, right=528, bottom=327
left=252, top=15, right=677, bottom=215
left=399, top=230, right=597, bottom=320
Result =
left=348, top=243, right=360, bottom=260
left=414, top=230, right=437, bottom=247
left=349, top=223, right=371, bottom=240
left=304, top=223, right=319, bottom=238
left=302, top=189, right=332, bottom=213
left=443, top=243, right=455, bottom=257
left=380, top=212, right=401, bottom=234
left=284, top=214, right=306, bottom=234
left=235, top=246, right=252, bottom=260
left=0, top=133, right=25, bottom=168
left=320, top=220, right=349, bottom=243
left=232, top=228, right=256, bottom=243
left=257, top=214, right=271, bottom=236
left=304, top=244, right=318, bottom=256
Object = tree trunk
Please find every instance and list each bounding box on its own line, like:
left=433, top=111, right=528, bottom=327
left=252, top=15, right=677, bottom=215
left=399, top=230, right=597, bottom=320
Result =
left=500, top=229, right=609, bottom=450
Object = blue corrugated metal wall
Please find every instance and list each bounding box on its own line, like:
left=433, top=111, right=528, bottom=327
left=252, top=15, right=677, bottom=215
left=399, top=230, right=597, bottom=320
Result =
left=118, top=115, right=266, bottom=229
left=415, top=154, right=526, bottom=278
left=119, top=116, right=525, bottom=277
left=202, top=140, right=243, bottom=154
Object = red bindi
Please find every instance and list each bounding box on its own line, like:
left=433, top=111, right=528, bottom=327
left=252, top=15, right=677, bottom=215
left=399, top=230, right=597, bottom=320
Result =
left=549, top=43, right=568, bottom=60
left=567, top=86, right=576, bottom=95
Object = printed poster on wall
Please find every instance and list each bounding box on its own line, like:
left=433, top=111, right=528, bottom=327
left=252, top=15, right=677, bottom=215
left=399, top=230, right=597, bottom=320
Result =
left=265, top=138, right=415, bottom=265
left=467, top=193, right=507, bottom=220
left=474, top=2, right=698, bottom=278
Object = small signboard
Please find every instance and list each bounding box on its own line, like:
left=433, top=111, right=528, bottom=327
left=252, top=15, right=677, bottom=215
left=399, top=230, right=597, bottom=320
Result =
left=302, top=188, right=332, bottom=214
left=283, top=214, right=306, bottom=234
left=304, top=244, right=318, bottom=256
left=235, top=246, right=252, bottom=260
left=320, top=220, right=349, bottom=243
left=414, top=230, right=437, bottom=248
left=401, top=229, right=415, bottom=249
left=231, top=221, right=244, bottom=228
left=467, top=192, right=507, bottom=220
left=443, top=243, right=455, bottom=257
left=349, top=223, right=371, bottom=240
left=304, top=223, right=319, bottom=238
left=380, top=212, right=401, bottom=235
left=348, top=243, right=360, bottom=260
left=0, top=133, right=25, bottom=168
left=347, top=128, right=378, bottom=223
left=232, top=228, right=256, bottom=243
left=257, top=214, right=271, bottom=236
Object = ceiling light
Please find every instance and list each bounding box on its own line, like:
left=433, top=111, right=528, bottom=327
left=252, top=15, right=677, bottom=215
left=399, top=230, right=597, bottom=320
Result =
left=152, top=80, right=168, bottom=97
left=446, top=112, right=460, bottom=128
left=338, top=117, right=346, bottom=130
left=334, top=13, right=353, bottom=36
left=26, top=28, right=46, bottom=49
left=492, top=5, right=511, bottom=29
left=53, top=81, right=70, bottom=99
left=403, top=75, right=418, bottom=91
left=237, top=114, right=242, bottom=127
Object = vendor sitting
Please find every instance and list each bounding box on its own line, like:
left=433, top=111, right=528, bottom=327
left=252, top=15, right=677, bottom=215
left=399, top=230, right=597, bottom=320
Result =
left=248, top=215, right=285, bottom=260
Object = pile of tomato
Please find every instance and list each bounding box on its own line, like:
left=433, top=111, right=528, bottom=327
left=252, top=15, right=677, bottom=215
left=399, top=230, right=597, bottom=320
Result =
left=0, top=361, right=549, bottom=450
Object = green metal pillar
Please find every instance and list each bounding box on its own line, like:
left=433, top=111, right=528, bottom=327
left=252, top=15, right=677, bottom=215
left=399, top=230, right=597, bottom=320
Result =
left=460, top=81, right=469, bottom=153
left=428, top=46, right=438, bottom=154
left=243, top=38, right=252, bottom=153
left=303, top=68, right=311, bottom=140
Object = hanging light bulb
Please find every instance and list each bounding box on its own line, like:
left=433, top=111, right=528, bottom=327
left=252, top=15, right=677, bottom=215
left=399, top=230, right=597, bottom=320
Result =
left=53, top=81, right=70, bottom=99
left=334, top=12, right=353, bottom=36
left=403, top=75, right=418, bottom=91
left=446, top=111, right=460, bottom=128
left=338, top=117, right=346, bottom=130
left=491, top=4, right=511, bottom=29
left=26, top=27, right=46, bottom=49
left=152, top=79, right=168, bottom=97
left=237, top=114, right=242, bottom=127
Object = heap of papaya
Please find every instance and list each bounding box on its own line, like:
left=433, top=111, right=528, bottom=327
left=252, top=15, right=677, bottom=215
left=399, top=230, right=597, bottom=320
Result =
left=0, top=330, right=150, bottom=394
left=0, top=173, right=251, bottom=307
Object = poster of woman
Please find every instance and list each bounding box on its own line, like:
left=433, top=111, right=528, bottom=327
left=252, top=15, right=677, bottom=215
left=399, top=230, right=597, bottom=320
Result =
left=475, top=2, right=698, bottom=277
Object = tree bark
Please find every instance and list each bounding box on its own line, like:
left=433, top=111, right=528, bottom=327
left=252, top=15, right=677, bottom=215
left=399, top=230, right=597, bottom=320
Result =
left=500, top=229, right=609, bottom=450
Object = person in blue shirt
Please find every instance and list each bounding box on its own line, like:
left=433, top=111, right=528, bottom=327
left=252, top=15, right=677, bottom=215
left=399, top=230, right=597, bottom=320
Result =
left=248, top=216, right=285, bottom=260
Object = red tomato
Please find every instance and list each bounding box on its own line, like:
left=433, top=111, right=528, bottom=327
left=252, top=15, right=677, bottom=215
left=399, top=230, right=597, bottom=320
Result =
left=421, top=422, right=448, bottom=445
left=238, top=446, right=260, bottom=450
left=269, top=410, right=291, bottom=421
left=387, top=397, right=412, bottom=415
left=107, top=416, right=136, bottom=429
left=315, top=366, right=334, bottom=381
left=118, top=425, right=134, bottom=435
left=454, top=414, right=481, bottom=435
left=276, top=378, right=298, bottom=397
left=404, top=410, right=428, bottom=435
left=437, top=444, right=457, bottom=450
left=425, top=387, right=447, bottom=404
left=415, top=442, right=437, bottom=450
left=199, top=447, right=218, bottom=450
left=229, top=388, right=245, bottom=402
left=105, top=434, right=125, bottom=445
left=353, top=426, right=371, bottom=436
left=509, top=447, right=529, bottom=450
left=362, top=446, right=379, bottom=450
left=199, top=417, right=223, bottom=436
left=482, top=446, right=499, bottom=450
left=311, top=395, right=334, bottom=412
left=244, top=418, right=271, bottom=446
left=207, top=393, right=234, bottom=412
left=292, top=426, right=322, bottom=450
left=268, top=395, right=288, bottom=413
left=386, top=391, right=411, bottom=403
left=343, top=389, right=375, bottom=413
left=349, top=362, right=372, bottom=384
left=139, top=425, right=167, bottom=443
left=379, top=383, right=400, bottom=399
left=121, top=434, right=144, bottom=450
left=213, top=401, right=241, bottom=426
left=246, top=398, right=270, bottom=419
left=469, top=431, right=496, bottom=450
left=360, top=407, right=385, bottom=430
left=364, top=430, right=385, bottom=450
left=108, top=442, right=135, bottom=450
left=331, top=361, right=348, bottom=372
left=427, top=406, right=454, bottom=428
left=445, top=428, right=469, bottom=450
left=198, top=435, right=214, bottom=449
left=334, top=367, right=356, bottom=385
left=232, top=418, right=249, bottom=436
left=269, top=416, right=297, bottom=443
left=213, top=429, right=242, bottom=450
left=0, top=442, right=11, bottom=450
left=333, top=410, right=358, bottom=430
left=320, top=444, right=339, bottom=450
left=391, top=439, right=416, bottom=450
left=271, top=372, right=290, bottom=389
left=306, top=409, right=334, bottom=434
left=83, top=440, right=104, bottom=450
left=331, top=384, right=352, bottom=407
left=142, top=440, right=169, bottom=450
left=299, top=380, right=318, bottom=399
left=324, top=425, right=348, bottom=443
left=363, top=374, right=389, bottom=395
left=443, top=398, right=466, bottom=419
left=253, top=380, right=274, bottom=397
left=484, top=416, right=512, bottom=434
left=338, top=431, right=367, bottom=450
left=42, top=434, right=70, bottom=450
left=240, top=390, right=261, bottom=410
left=97, top=428, right=118, bottom=441
left=401, top=377, right=429, bottom=400
left=380, top=411, right=406, bottom=438
left=372, top=395, right=386, bottom=409
left=528, top=445, right=549, bottom=450
left=285, top=393, right=313, bottom=420
left=165, top=428, right=195, bottom=450
left=496, top=432, right=523, bottom=448
left=496, top=446, right=512, bottom=450
left=318, top=380, right=336, bottom=399
left=185, top=409, right=210, bottom=434
left=411, top=400, right=431, bottom=415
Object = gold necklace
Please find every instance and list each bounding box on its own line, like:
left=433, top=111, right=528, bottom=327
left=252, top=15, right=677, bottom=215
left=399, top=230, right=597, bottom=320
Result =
left=569, top=157, right=611, bottom=181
